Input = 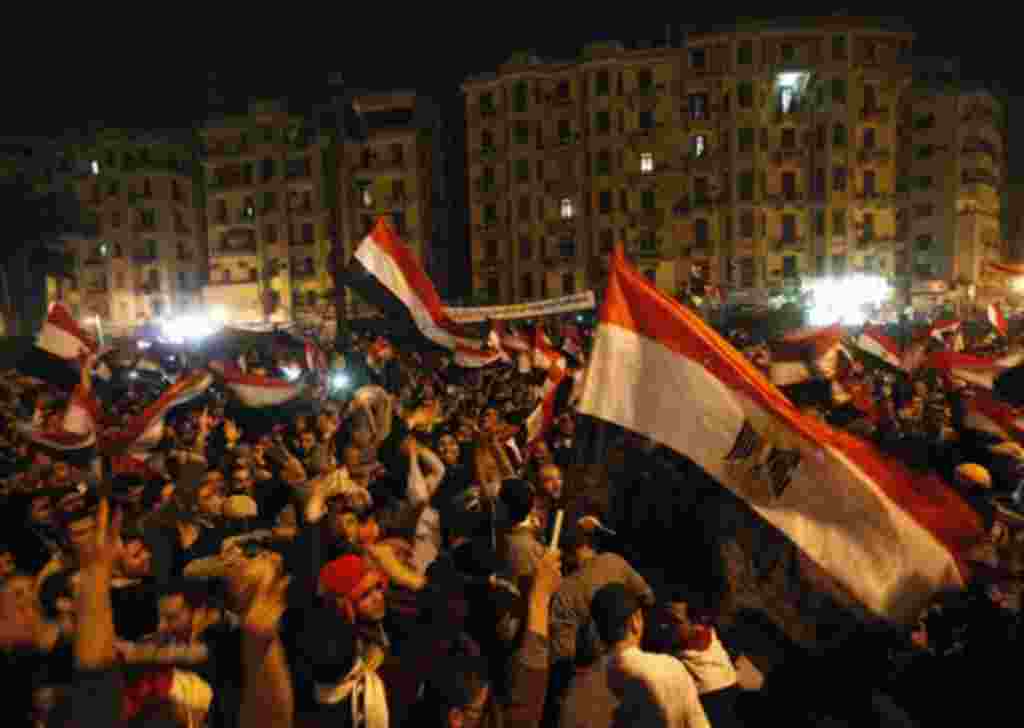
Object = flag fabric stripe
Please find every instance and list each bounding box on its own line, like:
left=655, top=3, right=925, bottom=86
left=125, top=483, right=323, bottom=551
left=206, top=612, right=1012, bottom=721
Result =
left=578, top=246, right=984, bottom=623
left=352, top=219, right=480, bottom=350
left=526, top=359, right=568, bottom=443
left=963, top=391, right=1024, bottom=442
left=924, top=351, right=1024, bottom=390
left=223, top=372, right=305, bottom=408
left=856, top=326, right=904, bottom=370
left=36, top=303, right=97, bottom=360
left=103, top=372, right=213, bottom=453
left=453, top=345, right=505, bottom=369
left=988, top=303, right=1009, bottom=338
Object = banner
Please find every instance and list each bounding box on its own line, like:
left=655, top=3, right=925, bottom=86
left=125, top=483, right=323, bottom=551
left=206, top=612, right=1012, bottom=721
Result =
left=443, top=292, right=596, bottom=324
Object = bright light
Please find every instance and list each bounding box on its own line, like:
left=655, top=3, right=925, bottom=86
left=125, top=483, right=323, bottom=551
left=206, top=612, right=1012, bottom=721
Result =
left=331, top=372, right=350, bottom=390
left=283, top=366, right=302, bottom=382
left=777, top=72, right=803, bottom=88
left=129, top=372, right=139, bottom=380
left=160, top=313, right=224, bottom=344
left=138, top=340, right=152, bottom=350
left=1012, top=278, right=1024, bottom=293
left=803, top=274, right=891, bottom=327
left=90, top=160, right=100, bottom=176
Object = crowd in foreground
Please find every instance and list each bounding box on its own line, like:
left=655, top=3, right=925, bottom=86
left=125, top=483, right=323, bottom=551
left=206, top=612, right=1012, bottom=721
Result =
left=0, top=324, right=1022, bottom=727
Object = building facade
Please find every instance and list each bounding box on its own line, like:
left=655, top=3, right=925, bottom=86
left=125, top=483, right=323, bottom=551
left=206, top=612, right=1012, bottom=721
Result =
left=463, top=17, right=1006, bottom=310
left=62, top=130, right=205, bottom=336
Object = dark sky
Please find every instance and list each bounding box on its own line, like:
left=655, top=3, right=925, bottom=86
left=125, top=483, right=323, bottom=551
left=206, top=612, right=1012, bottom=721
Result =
left=4, top=12, right=1018, bottom=170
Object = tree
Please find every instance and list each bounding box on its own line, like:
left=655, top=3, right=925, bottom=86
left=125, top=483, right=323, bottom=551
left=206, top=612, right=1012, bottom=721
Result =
left=0, top=175, right=88, bottom=336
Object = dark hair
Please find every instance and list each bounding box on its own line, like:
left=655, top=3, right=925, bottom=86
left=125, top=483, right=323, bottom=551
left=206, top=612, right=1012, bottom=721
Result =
left=425, top=657, right=490, bottom=712
left=591, top=583, right=641, bottom=645
left=498, top=479, right=533, bottom=524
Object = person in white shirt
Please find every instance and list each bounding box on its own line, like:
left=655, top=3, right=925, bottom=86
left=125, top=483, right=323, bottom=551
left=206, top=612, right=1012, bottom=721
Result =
left=566, top=582, right=710, bottom=728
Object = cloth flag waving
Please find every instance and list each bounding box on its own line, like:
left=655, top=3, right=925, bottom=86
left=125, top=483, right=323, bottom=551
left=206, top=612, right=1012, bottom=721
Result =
left=348, top=218, right=483, bottom=351
left=102, top=371, right=213, bottom=455
left=855, top=325, right=905, bottom=371
left=923, top=351, right=1024, bottom=390
left=988, top=303, right=1009, bottom=338
left=578, top=246, right=984, bottom=623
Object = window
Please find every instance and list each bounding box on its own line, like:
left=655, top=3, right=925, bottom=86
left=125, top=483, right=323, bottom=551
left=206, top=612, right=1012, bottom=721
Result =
left=558, top=119, right=572, bottom=144
left=740, top=210, right=755, bottom=237
left=781, top=43, right=795, bottom=62
left=738, top=41, right=753, bottom=65
left=695, top=218, right=709, bottom=245
left=596, top=70, right=610, bottom=96
left=560, top=198, right=575, bottom=219
left=557, top=80, right=570, bottom=99
left=738, top=127, right=754, bottom=153
left=484, top=204, right=498, bottom=225
left=863, top=170, right=877, bottom=197
left=688, top=94, right=708, bottom=120
left=361, top=186, right=374, bottom=208
left=600, top=229, right=614, bottom=253
left=559, top=238, right=576, bottom=259
left=832, top=255, right=847, bottom=275
left=261, top=158, right=275, bottom=181
left=520, top=237, right=533, bottom=259
left=783, top=255, right=797, bottom=278
left=739, top=171, right=754, bottom=202
left=833, top=35, right=847, bottom=60
left=833, top=167, right=847, bottom=191
left=814, top=168, right=826, bottom=197
left=740, top=257, right=756, bottom=287
left=620, top=189, right=629, bottom=212
left=782, top=172, right=796, bottom=200
left=518, top=196, right=531, bottom=221
left=265, top=224, right=277, bottom=243
left=914, top=113, right=935, bottom=130
left=562, top=273, right=576, bottom=294
left=521, top=274, right=533, bottom=300
left=694, top=177, right=710, bottom=204
left=692, top=135, right=706, bottom=158
left=390, top=143, right=404, bottom=165
left=915, top=234, right=933, bottom=250
left=242, top=196, right=256, bottom=219
left=691, top=48, right=706, bottom=68
left=302, top=223, right=314, bottom=244
left=738, top=82, right=753, bottom=109
left=513, top=81, right=529, bottom=112
left=536, top=159, right=544, bottom=180
left=480, top=92, right=495, bottom=115
left=724, top=214, right=733, bottom=241
left=599, top=190, right=612, bottom=214
left=481, top=130, right=494, bottom=151
left=781, top=128, right=796, bottom=149
left=782, top=214, right=797, bottom=242
left=831, top=78, right=846, bottom=104
left=540, top=276, right=548, bottom=299
left=833, top=123, right=847, bottom=147
left=111, top=211, right=121, bottom=228
left=919, top=176, right=933, bottom=189
left=107, top=180, right=120, bottom=198
left=815, top=209, right=826, bottom=236
left=638, top=110, right=654, bottom=129
left=485, top=240, right=498, bottom=260
left=863, top=127, right=876, bottom=149
left=514, top=122, right=529, bottom=145
left=596, top=150, right=611, bottom=176
left=243, top=163, right=254, bottom=185
left=832, top=209, right=847, bottom=236
left=629, top=68, right=651, bottom=94
left=595, top=111, right=611, bottom=135
left=641, top=189, right=656, bottom=211
left=515, top=159, right=530, bottom=183
left=142, top=178, right=152, bottom=197
left=640, top=152, right=654, bottom=174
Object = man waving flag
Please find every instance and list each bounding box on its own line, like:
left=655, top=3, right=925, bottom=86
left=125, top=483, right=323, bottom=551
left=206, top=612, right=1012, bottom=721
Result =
left=578, top=245, right=985, bottom=623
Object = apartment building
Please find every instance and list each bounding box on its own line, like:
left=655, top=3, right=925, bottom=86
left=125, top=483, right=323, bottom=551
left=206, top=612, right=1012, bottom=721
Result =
left=898, top=67, right=1005, bottom=306
left=463, top=16, right=926, bottom=306
left=66, top=129, right=205, bottom=335
left=201, top=100, right=332, bottom=324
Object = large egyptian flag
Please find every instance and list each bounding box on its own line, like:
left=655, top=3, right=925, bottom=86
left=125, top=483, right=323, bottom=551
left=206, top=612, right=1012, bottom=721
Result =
left=19, top=303, right=99, bottom=390
left=767, top=325, right=848, bottom=388
left=854, top=325, right=905, bottom=371
left=18, top=381, right=100, bottom=452
left=923, top=351, right=1024, bottom=390
left=347, top=218, right=483, bottom=351
left=578, top=246, right=985, bottom=623
left=222, top=370, right=306, bottom=409
left=102, top=371, right=213, bottom=455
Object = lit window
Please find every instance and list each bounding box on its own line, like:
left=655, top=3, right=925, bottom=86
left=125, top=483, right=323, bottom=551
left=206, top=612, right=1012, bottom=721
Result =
left=692, top=136, right=706, bottom=159
left=560, top=198, right=575, bottom=219
left=90, top=160, right=100, bottom=175
left=640, top=153, right=654, bottom=174
left=362, top=188, right=373, bottom=207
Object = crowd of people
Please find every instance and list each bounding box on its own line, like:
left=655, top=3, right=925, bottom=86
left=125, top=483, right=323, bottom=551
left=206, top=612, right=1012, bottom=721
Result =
left=0, top=319, right=1021, bottom=727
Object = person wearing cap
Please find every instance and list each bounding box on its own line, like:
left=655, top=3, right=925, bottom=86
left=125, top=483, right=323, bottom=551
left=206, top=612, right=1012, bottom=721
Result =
left=561, top=582, right=710, bottom=728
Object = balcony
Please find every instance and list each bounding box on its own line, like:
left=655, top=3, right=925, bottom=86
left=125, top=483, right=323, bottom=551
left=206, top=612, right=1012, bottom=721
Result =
left=857, top=147, right=892, bottom=164
left=859, top=106, right=890, bottom=122
left=772, top=148, right=805, bottom=165
left=546, top=217, right=577, bottom=235
left=855, top=191, right=894, bottom=208
left=764, top=193, right=804, bottom=209
left=773, top=237, right=806, bottom=252
left=628, top=209, right=665, bottom=228
left=132, top=252, right=158, bottom=264
left=545, top=178, right=577, bottom=197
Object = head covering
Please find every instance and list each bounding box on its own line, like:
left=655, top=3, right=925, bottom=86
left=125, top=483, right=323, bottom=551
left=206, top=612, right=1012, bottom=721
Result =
left=319, top=554, right=382, bottom=601
left=956, top=463, right=992, bottom=490
left=223, top=495, right=258, bottom=520
left=591, top=582, right=642, bottom=646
